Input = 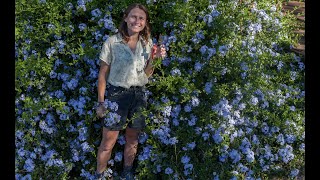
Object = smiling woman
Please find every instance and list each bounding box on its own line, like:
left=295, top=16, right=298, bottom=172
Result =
left=94, top=3, right=166, bottom=180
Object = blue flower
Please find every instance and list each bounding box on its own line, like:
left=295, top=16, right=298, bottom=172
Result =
left=299, top=143, right=305, bottom=152
left=181, top=155, right=190, bottom=164
left=219, top=153, right=228, bottom=162
left=107, top=100, right=119, bottom=111
left=202, top=132, right=210, bottom=141
left=171, top=105, right=181, bottom=118
left=138, top=145, right=152, bottom=161
left=238, top=163, right=249, bottom=173
left=179, top=88, right=188, bottom=94
left=191, top=31, right=205, bottom=44
left=77, top=0, right=86, bottom=11
left=188, top=115, right=197, bottom=126
left=79, top=87, right=87, bottom=94
left=203, top=14, right=213, bottom=25
left=117, top=135, right=126, bottom=145
left=163, top=21, right=173, bottom=28
left=165, top=167, right=174, bottom=175
left=16, top=130, right=24, bottom=140
left=17, top=148, right=26, bottom=157
left=47, top=24, right=55, bottom=30
left=104, top=18, right=116, bottom=31
left=59, top=113, right=69, bottom=121
left=46, top=47, right=56, bottom=58
left=245, top=150, right=255, bottom=163
left=91, top=8, right=102, bottom=18
left=285, top=134, right=296, bottom=144
left=229, top=149, right=241, bottom=164
left=41, top=150, right=56, bottom=161
left=187, top=142, right=196, bottom=150
left=78, top=23, right=87, bottom=31
left=138, top=132, right=148, bottom=144
left=49, top=70, right=57, bottom=79
left=104, top=112, right=121, bottom=126
left=171, top=68, right=181, bottom=76
left=156, top=165, right=162, bottom=173
left=278, top=145, right=294, bottom=164
left=81, top=142, right=93, bottom=152
left=184, top=104, right=192, bottom=112
left=65, top=2, right=73, bottom=10
left=172, top=118, right=179, bottom=126
left=114, top=152, right=123, bottom=162
left=218, top=45, right=228, bottom=56
left=169, top=137, right=178, bottom=145
left=191, top=97, right=200, bottom=107
left=78, top=127, right=88, bottom=141
left=183, top=163, right=193, bottom=176
left=194, top=62, right=203, bottom=72
left=162, top=106, right=172, bottom=117
left=290, top=169, right=299, bottom=177
left=205, top=81, right=213, bottom=94
left=250, top=96, right=259, bottom=105
left=72, top=149, right=80, bottom=162
left=213, top=132, right=223, bottom=144
left=199, top=45, right=207, bottom=55
left=276, top=134, right=285, bottom=145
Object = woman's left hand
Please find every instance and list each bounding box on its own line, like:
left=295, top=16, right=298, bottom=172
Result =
left=152, top=44, right=166, bottom=59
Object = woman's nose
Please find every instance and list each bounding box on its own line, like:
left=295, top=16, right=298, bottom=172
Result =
left=135, top=18, right=142, bottom=23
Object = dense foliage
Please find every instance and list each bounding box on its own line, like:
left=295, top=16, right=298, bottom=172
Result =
left=15, top=0, right=304, bottom=179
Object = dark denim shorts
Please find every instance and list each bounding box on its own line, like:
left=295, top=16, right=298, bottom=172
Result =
left=102, top=84, right=148, bottom=131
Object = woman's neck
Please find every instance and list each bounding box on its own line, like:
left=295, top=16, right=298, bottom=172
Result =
left=128, top=33, right=139, bottom=42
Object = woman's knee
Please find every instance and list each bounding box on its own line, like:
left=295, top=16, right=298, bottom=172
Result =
left=99, top=140, right=115, bottom=152
left=125, top=128, right=140, bottom=142
left=99, top=130, right=119, bottom=151
left=125, top=135, right=139, bottom=146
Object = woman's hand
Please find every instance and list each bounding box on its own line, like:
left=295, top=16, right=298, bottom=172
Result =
left=152, top=44, right=166, bottom=59
left=145, top=44, right=167, bottom=77
left=96, top=103, right=106, bottom=118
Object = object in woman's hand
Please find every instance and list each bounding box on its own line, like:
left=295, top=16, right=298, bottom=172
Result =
left=151, top=44, right=158, bottom=59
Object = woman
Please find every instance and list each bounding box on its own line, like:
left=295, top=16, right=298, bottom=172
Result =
left=95, top=3, right=166, bottom=179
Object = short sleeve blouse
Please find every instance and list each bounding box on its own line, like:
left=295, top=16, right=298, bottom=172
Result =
left=99, top=33, right=153, bottom=89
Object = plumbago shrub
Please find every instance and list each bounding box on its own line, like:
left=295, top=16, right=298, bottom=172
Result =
left=15, top=0, right=304, bottom=179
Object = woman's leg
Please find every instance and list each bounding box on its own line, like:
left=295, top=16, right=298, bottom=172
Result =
left=123, top=127, right=140, bottom=167
left=96, top=127, right=119, bottom=174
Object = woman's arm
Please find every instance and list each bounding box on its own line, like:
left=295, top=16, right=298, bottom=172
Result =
left=97, top=61, right=110, bottom=102
left=144, top=59, right=154, bottom=78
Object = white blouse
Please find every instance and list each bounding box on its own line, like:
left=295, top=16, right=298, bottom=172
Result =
left=99, top=33, right=153, bottom=89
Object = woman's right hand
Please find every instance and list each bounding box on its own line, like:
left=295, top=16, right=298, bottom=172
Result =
left=96, top=103, right=106, bottom=118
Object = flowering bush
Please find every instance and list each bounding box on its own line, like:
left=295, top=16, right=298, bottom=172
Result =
left=15, top=0, right=304, bottom=179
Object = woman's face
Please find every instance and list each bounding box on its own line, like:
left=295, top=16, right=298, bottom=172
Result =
left=124, top=7, right=147, bottom=36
